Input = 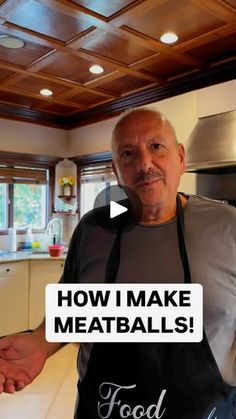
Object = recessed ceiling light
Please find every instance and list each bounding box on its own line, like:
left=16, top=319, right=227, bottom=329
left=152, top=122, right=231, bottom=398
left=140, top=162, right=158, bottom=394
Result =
left=89, top=64, right=104, bottom=74
left=160, top=32, right=178, bottom=44
left=40, top=88, right=53, bottom=97
left=0, top=35, right=26, bottom=49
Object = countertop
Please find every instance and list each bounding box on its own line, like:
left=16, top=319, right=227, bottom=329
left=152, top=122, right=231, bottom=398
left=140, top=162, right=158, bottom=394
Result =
left=0, top=251, right=67, bottom=263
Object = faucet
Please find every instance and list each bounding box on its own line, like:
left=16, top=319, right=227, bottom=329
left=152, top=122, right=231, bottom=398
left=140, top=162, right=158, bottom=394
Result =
left=46, top=218, right=63, bottom=244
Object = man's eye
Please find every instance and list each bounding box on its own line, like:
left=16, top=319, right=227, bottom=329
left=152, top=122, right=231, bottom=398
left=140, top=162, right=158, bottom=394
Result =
left=121, top=150, right=134, bottom=158
left=151, top=143, right=165, bottom=150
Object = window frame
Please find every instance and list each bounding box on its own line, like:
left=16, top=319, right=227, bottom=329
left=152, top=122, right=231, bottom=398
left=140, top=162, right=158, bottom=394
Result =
left=70, top=151, right=113, bottom=218
left=0, top=151, right=60, bottom=235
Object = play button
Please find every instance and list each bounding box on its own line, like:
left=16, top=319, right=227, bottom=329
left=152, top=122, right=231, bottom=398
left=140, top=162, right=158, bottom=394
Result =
left=92, top=184, right=142, bottom=230
left=110, top=200, right=128, bottom=219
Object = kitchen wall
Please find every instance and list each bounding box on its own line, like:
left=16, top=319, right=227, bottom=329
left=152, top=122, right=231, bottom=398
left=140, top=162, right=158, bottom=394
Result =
left=0, top=118, right=69, bottom=156
left=198, top=80, right=236, bottom=117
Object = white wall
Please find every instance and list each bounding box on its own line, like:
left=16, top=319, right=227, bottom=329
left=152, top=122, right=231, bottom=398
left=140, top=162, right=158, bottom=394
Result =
left=69, top=116, right=119, bottom=156
left=69, top=91, right=198, bottom=156
left=198, top=80, right=236, bottom=117
left=0, top=118, right=69, bottom=157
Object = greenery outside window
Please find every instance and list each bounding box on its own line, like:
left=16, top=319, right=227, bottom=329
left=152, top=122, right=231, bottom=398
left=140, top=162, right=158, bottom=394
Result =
left=0, top=166, right=48, bottom=231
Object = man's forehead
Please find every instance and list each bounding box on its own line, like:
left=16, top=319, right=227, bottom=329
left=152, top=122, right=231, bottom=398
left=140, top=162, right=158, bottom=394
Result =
left=114, top=121, right=170, bottom=145
left=112, top=110, right=177, bottom=152
left=116, top=135, right=164, bottom=148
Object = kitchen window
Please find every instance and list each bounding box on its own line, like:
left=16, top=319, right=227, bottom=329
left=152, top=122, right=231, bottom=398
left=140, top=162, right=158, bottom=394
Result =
left=0, top=183, right=7, bottom=229
left=0, top=166, right=48, bottom=231
left=80, top=163, right=117, bottom=217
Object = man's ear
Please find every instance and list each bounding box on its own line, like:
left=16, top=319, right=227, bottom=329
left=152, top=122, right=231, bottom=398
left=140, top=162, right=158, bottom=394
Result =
left=112, top=161, right=121, bottom=186
left=178, top=143, right=186, bottom=174
left=112, top=160, right=117, bottom=177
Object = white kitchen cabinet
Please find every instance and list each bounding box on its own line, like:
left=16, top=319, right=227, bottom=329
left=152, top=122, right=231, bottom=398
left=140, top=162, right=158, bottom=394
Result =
left=0, top=261, right=29, bottom=336
left=29, top=259, right=64, bottom=329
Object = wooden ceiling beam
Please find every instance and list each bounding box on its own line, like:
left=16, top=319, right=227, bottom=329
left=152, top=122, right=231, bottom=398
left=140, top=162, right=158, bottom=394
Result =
left=0, top=61, right=116, bottom=99
left=0, top=73, right=24, bottom=88
left=175, top=23, right=236, bottom=53
left=106, top=0, right=149, bottom=21
left=2, top=21, right=163, bottom=84
left=110, top=0, right=167, bottom=25
left=41, top=0, right=164, bottom=25
left=78, top=47, right=164, bottom=83
left=3, top=21, right=68, bottom=48
left=54, top=87, right=103, bottom=101
left=118, top=26, right=208, bottom=70
left=84, top=73, right=133, bottom=89
left=192, top=0, right=236, bottom=23
left=92, top=81, right=159, bottom=99
left=65, top=26, right=97, bottom=47
left=65, top=97, right=114, bottom=113
left=130, top=53, right=161, bottom=69
left=83, top=71, right=123, bottom=88
left=24, top=50, right=58, bottom=73
left=0, top=85, right=82, bottom=109
left=39, top=0, right=107, bottom=25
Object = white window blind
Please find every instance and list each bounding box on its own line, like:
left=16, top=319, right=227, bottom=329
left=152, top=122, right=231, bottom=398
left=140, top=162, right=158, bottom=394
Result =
left=80, top=163, right=117, bottom=216
left=0, top=166, right=47, bottom=184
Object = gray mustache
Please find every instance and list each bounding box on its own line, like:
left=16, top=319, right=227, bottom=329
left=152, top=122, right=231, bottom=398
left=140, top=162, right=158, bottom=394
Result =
left=135, top=171, right=165, bottom=183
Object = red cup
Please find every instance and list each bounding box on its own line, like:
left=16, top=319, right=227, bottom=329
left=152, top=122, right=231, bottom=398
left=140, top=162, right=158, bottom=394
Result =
left=48, top=245, right=64, bottom=257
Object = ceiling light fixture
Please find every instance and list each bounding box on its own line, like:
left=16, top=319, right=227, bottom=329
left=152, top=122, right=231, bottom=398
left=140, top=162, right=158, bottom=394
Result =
left=89, top=64, right=104, bottom=74
left=0, top=35, right=26, bottom=49
left=160, top=32, right=178, bottom=44
left=40, top=88, right=53, bottom=97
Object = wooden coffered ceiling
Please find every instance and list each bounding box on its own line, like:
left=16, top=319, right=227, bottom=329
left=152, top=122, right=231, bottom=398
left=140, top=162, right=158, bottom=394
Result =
left=0, top=0, right=235, bottom=129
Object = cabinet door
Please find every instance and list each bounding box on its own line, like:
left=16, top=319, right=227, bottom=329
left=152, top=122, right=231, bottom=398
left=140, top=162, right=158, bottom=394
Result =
left=0, top=262, right=29, bottom=336
left=29, top=260, right=64, bottom=329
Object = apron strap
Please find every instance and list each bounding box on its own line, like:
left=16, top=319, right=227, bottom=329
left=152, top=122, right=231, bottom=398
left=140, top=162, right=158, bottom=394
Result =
left=105, top=194, right=191, bottom=284
left=176, top=194, right=192, bottom=284
left=105, top=220, right=123, bottom=283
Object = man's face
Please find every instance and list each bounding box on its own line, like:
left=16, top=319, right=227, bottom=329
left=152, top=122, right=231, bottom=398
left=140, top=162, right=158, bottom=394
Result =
left=112, top=112, right=185, bottom=210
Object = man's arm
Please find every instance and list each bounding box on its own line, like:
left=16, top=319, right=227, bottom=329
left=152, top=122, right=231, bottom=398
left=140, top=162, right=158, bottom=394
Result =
left=0, top=319, right=64, bottom=394
left=0, top=221, right=83, bottom=394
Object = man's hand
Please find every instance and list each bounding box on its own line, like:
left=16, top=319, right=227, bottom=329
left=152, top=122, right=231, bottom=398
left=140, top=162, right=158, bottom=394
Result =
left=0, top=333, right=48, bottom=394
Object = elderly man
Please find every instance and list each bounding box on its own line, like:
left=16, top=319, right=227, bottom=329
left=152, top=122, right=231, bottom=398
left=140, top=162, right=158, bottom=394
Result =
left=0, top=109, right=235, bottom=419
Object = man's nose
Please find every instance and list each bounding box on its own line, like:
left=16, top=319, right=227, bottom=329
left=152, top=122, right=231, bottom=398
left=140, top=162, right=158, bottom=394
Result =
left=136, top=149, right=154, bottom=171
